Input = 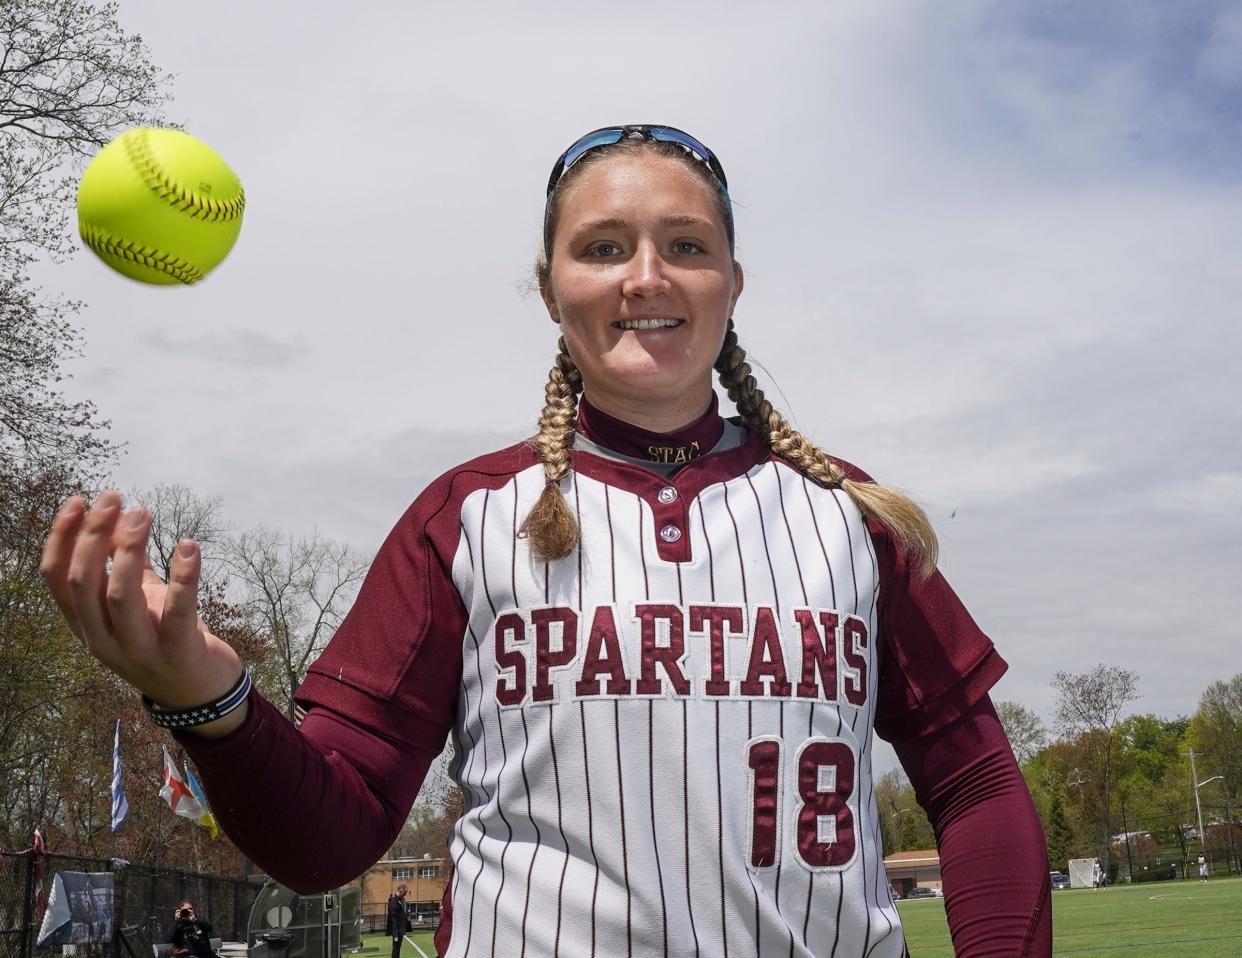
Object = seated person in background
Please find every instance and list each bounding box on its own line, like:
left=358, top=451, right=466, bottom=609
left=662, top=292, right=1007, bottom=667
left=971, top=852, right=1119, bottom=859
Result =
left=162, top=901, right=218, bottom=958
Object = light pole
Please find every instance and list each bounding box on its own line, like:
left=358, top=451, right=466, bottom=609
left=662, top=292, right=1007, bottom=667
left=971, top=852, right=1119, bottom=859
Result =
left=1189, top=748, right=1223, bottom=874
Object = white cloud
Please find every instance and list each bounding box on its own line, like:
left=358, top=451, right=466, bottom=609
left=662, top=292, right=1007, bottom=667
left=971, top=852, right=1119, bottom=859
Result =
left=1156, top=472, right=1242, bottom=515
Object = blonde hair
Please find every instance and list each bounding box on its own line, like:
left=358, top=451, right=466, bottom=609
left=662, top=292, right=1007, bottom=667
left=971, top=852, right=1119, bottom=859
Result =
left=526, top=138, right=938, bottom=577
left=521, top=322, right=938, bottom=577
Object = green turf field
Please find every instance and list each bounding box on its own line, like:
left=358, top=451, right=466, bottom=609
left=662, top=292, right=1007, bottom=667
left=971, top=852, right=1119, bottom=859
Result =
left=898, top=876, right=1242, bottom=956
left=357, top=881, right=1242, bottom=957
left=361, top=931, right=438, bottom=958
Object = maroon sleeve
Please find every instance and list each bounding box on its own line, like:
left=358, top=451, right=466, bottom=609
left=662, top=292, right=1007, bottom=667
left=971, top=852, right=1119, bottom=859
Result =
left=174, top=690, right=436, bottom=893
left=293, top=442, right=535, bottom=742
left=865, top=515, right=1008, bottom=742
left=895, top=696, right=1052, bottom=958
left=292, top=476, right=472, bottom=749
left=173, top=445, right=536, bottom=892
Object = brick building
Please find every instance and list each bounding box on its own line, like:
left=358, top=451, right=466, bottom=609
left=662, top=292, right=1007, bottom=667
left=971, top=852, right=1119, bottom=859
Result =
left=883, top=849, right=943, bottom=898
left=360, top=856, right=450, bottom=931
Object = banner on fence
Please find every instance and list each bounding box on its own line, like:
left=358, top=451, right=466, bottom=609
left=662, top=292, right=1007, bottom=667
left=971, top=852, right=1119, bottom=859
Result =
left=35, top=870, right=115, bottom=946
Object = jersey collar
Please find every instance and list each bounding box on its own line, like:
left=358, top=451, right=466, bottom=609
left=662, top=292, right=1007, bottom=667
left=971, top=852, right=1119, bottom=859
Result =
left=576, top=394, right=725, bottom=467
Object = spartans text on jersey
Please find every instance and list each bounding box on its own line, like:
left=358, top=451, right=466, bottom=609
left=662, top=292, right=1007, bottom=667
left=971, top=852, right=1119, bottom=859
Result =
left=493, top=603, right=869, bottom=707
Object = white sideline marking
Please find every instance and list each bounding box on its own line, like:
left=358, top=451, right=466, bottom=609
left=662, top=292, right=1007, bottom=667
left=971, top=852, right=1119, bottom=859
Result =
left=1147, top=894, right=1196, bottom=900
left=404, top=934, right=430, bottom=958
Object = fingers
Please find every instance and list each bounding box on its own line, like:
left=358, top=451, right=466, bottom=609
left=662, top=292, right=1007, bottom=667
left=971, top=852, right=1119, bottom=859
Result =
left=142, top=550, right=164, bottom=590
left=65, top=490, right=124, bottom=647
left=40, top=496, right=88, bottom=639
left=105, top=506, right=160, bottom=651
left=159, top=539, right=202, bottom=646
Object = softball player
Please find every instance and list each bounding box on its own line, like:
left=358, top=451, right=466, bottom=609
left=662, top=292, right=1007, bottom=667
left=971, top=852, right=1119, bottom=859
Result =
left=42, top=126, right=1050, bottom=957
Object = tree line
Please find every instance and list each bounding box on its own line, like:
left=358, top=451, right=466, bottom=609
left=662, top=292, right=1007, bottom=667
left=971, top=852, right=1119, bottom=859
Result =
left=874, top=665, right=1242, bottom=881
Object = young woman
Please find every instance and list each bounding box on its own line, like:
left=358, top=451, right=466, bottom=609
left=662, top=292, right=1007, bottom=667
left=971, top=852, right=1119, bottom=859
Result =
left=42, top=125, right=1050, bottom=957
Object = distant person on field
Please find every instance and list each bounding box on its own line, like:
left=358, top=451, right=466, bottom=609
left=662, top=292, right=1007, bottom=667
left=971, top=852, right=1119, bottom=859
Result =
left=1198, top=852, right=1208, bottom=882
left=385, top=884, right=409, bottom=958
left=1091, top=858, right=1103, bottom=890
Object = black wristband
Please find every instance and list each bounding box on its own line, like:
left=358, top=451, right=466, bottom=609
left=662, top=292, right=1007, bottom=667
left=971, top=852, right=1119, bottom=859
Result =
left=142, top=669, right=252, bottom=729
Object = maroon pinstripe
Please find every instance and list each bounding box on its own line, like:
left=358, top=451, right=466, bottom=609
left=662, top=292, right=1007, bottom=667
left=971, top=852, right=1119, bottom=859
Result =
left=638, top=491, right=671, bottom=955
left=571, top=474, right=600, bottom=958
left=605, top=486, right=634, bottom=956
left=478, top=490, right=516, bottom=958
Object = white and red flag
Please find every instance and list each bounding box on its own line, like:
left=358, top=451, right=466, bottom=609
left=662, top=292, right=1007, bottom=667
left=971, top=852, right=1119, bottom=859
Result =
left=159, top=747, right=217, bottom=836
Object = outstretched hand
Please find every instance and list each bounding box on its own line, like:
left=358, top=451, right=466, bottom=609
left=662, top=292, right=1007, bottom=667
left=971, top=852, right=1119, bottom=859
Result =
left=40, top=490, right=247, bottom=737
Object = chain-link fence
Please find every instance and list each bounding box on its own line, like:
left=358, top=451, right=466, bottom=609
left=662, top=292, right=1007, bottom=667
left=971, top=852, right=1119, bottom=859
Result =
left=0, top=852, right=259, bottom=958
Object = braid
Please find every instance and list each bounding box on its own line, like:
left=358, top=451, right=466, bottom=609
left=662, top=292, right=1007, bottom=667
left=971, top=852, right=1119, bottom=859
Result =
left=714, top=319, right=939, bottom=577
left=522, top=337, right=583, bottom=561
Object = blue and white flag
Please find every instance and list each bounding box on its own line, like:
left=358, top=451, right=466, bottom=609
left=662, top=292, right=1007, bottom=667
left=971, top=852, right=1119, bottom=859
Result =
left=110, top=719, right=128, bottom=832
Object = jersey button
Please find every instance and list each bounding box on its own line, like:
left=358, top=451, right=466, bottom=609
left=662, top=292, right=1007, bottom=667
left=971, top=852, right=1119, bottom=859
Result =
left=659, top=524, right=682, bottom=543
left=657, top=486, right=678, bottom=504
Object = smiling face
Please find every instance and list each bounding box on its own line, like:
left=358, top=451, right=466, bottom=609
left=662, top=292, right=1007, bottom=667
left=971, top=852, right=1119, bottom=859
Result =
left=541, top=151, right=743, bottom=425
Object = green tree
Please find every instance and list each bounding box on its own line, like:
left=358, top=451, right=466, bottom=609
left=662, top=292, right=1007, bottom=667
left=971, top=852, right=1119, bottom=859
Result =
left=2, top=0, right=173, bottom=473
left=1189, top=674, right=1242, bottom=801
left=1043, top=786, right=1074, bottom=872
left=995, top=699, right=1047, bottom=766
left=1053, top=664, right=1140, bottom=856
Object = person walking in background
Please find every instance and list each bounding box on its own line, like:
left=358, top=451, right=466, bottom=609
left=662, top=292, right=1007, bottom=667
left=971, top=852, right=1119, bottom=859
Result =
left=384, top=884, right=408, bottom=958
left=1091, top=858, right=1103, bottom=890
left=1198, top=852, right=1209, bottom=883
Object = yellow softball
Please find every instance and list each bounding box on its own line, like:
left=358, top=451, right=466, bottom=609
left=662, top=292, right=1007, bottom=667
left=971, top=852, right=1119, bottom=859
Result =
left=77, top=127, right=245, bottom=285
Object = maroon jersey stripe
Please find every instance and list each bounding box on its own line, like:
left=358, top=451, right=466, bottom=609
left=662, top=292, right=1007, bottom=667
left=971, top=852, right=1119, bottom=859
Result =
left=648, top=701, right=670, bottom=954
left=775, top=473, right=819, bottom=953
left=540, top=559, right=570, bottom=958
left=830, top=490, right=872, bottom=955
left=605, top=486, right=634, bottom=955
left=680, top=695, right=700, bottom=958
left=714, top=701, right=728, bottom=958
left=744, top=474, right=795, bottom=957
left=615, top=702, right=633, bottom=957
left=860, top=524, right=898, bottom=958
left=721, top=484, right=762, bottom=955
left=512, top=486, right=543, bottom=958
left=673, top=562, right=702, bottom=957
left=796, top=484, right=849, bottom=958
left=699, top=501, right=732, bottom=958
left=802, top=702, right=816, bottom=944
left=479, top=489, right=515, bottom=957
left=829, top=709, right=846, bottom=958
left=516, top=708, right=541, bottom=958
left=548, top=707, right=569, bottom=957
left=461, top=507, right=494, bottom=957
left=634, top=493, right=670, bottom=953
left=571, top=474, right=600, bottom=957
left=801, top=476, right=838, bottom=608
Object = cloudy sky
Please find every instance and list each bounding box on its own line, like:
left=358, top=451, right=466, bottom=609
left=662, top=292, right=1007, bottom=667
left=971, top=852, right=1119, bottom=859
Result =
left=40, top=1, right=1242, bottom=775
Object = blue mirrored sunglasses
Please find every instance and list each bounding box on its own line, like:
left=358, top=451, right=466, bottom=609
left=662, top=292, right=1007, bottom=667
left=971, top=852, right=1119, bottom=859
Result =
left=545, top=125, right=730, bottom=197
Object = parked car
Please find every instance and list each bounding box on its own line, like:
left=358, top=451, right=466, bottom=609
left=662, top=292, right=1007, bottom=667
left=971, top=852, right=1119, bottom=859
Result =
left=904, top=887, right=939, bottom=900
left=1050, top=872, right=1071, bottom=890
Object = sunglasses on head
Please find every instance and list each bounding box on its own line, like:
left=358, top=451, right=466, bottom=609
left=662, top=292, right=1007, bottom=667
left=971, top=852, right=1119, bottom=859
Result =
left=545, top=125, right=730, bottom=198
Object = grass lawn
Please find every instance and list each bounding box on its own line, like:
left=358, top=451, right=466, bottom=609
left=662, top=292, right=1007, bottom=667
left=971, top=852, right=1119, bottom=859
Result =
left=898, top=876, right=1242, bottom=956
left=360, top=931, right=438, bottom=958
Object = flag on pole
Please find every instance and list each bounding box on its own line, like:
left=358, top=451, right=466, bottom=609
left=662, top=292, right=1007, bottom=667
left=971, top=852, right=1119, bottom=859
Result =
left=111, top=720, right=129, bottom=832
left=159, top=747, right=216, bottom=836
left=182, top=761, right=219, bottom=840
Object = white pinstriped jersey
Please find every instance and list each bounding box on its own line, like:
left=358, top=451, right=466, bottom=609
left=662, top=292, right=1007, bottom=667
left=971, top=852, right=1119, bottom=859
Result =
left=445, top=440, right=903, bottom=958
left=299, top=421, right=1004, bottom=957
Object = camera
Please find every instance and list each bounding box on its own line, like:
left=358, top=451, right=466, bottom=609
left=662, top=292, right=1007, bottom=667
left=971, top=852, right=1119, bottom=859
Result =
left=178, top=910, right=192, bottom=920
